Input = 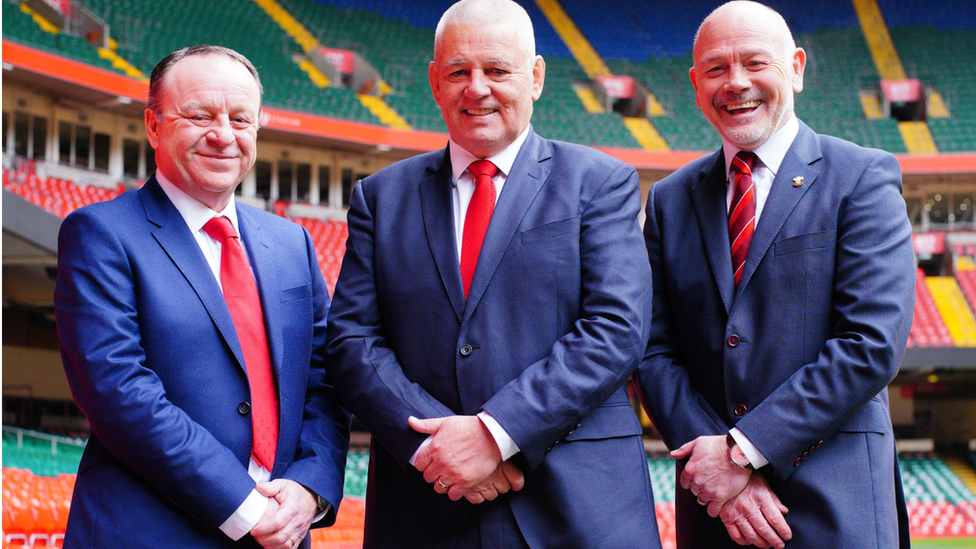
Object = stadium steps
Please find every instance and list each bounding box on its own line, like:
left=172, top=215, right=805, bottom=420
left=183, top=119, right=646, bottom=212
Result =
left=925, top=276, right=976, bottom=347
left=573, top=86, right=604, bottom=113
left=928, top=90, right=950, bottom=118
left=910, top=269, right=954, bottom=348
left=251, top=0, right=332, bottom=88
left=97, top=38, right=147, bottom=80
left=853, top=0, right=939, bottom=154
left=623, top=117, right=669, bottom=151
left=945, top=455, right=976, bottom=500
left=18, top=1, right=60, bottom=35
left=859, top=91, right=885, bottom=119
left=357, top=94, right=412, bottom=130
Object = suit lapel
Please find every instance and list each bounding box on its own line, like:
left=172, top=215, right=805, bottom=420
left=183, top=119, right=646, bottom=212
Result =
left=690, top=152, right=736, bottom=314
left=420, top=150, right=466, bottom=322
left=463, top=131, right=550, bottom=322
left=142, top=178, right=247, bottom=373
left=737, top=123, right=822, bottom=292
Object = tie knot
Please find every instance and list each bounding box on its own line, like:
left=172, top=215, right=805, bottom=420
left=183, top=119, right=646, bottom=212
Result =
left=468, top=160, right=498, bottom=182
left=732, top=151, right=758, bottom=176
left=203, top=216, right=237, bottom=243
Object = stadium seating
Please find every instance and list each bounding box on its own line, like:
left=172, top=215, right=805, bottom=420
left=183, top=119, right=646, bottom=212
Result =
left=910, top=269, right=955, bottom=348
left=901, top=451, right=976, bottom=537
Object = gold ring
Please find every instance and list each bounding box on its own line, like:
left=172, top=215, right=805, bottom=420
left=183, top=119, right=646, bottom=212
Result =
left=289, top=537, right=295, bottom=547
left=437, top=480, right=448, bottom=490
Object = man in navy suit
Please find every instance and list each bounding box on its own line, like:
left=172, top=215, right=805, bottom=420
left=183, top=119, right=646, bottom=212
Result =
left=55, top=46, right=349, bottom=549
left=635, top=2, right=914, bottom=548
left=325, top=0, right=661, bottom=547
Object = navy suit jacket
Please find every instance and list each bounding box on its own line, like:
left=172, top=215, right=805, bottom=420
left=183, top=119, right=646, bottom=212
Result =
left=54, top=176, right=350, bottom=548
left=636, top=122, right=914, bottom=548
left=326, top=129, right=661, bottom=548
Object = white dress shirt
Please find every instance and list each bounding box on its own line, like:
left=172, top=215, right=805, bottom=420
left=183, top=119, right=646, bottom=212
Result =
left=722, top=115, right=800, bottom=469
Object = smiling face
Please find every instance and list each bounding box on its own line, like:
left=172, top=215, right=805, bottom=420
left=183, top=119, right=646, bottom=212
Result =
left=690, top=2, right=805, bottom=150
left=145, top=53, right=261, bottom=211
left=429, top=20, right=545, bottom=158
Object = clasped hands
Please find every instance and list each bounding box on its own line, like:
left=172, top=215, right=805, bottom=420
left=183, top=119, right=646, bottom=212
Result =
left=409, top=415, right=525, bottom=504
left=673, top=435, right=792, bottom=549
left=250, top=479, right=318, bottom=549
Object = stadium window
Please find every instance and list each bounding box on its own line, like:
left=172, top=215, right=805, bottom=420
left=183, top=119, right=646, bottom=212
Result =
left=75, top=125, right=92, bottom=169
left=296, top=163, right=311, bottom=203
left=926, top=193, right=949, bottom=229
left=905, top=196, right=923, bottom=229
left=254, top=160, right=272, bottom=201
left=951, top=193, right=975, bottom=228
left=32, top=116, right=47, bottom=161
left=318, top=166, right=331, bottom=206
left=123, top=139, right=140, bottom=179
left=14, top=112, right=29, bottom=157
left=58, top=121, right=72, bottom=164
left=2, top=111, right=8, bottom=153
left=93, top=132, right=110, bottom=172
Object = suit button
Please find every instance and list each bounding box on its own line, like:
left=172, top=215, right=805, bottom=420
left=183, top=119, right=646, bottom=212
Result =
left=459, top=344, right=473, bottom=357
left=727, top=335, right=740, bottom=347
left=734, top=404, right=748, bottom=417
left=794, top=456, right=802, bottom=467
left=238, top=402, right=251, bottom=416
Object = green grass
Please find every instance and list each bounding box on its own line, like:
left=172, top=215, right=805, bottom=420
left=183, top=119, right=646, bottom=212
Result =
left=912, top=539, right=976, bottom=548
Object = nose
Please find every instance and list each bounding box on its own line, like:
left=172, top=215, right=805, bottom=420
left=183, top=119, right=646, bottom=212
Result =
left=464, top=69, right=491, bottom=99
left=725, top=64, right=751, bottom=92
left=206, top=116, right=235, bottom=146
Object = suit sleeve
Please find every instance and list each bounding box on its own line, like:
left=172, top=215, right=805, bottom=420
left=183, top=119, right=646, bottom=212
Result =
left=735, top=151, right=914, bottom=478
left=633, top=183, right=730, bottom=449
left=54, top=208, right=256, bottom=530
left=325, top=181, right=456, bottom=465
left=480, top=162, right=654, bottom=469
left=281, top=227, right=350, bottom=527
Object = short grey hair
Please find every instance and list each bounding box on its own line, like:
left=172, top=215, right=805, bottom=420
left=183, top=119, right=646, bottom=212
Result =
left=147, top=45, right=263, bottom=118
left=434, top=0, right=536, bottom=64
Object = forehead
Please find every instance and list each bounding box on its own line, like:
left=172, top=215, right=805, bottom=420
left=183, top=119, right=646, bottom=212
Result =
left=694, top=9, right=787, bottom=63
left=436, top=22, right=524, bottom=65
left=163, top=54, right=260, bottom=108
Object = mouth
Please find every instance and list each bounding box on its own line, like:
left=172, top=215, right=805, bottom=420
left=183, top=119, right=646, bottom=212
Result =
left=464, top=108, right=497, bottom=116
left=724, top=100, right=762, bottom=115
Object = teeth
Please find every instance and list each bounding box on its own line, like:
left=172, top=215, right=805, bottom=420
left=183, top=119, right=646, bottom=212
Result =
left=726, top=100, right=761, bottom=112
left=466, top=109, right=495, bottom=115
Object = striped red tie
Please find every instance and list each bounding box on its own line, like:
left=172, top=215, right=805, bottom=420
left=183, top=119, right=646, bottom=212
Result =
left=460, top=160, right=498, bottom=299
left=203, top=216, right=278, bottom=471
left=729, top=151, right=758, bottom=287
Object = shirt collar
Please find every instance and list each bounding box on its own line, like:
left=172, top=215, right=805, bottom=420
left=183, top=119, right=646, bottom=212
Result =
left=722, top=115, right=799, bottom=180
left=448, top=126, right=531, bottom=184
left=154, top=170, right=241, bottom=235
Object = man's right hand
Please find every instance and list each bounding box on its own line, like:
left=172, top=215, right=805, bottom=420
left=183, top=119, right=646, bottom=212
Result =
left=463, top=460, right=525, bottom=504
left=718, top=473, right=791, bottom=549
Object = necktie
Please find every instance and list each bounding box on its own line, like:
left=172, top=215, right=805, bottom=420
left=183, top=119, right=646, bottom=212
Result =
left=460, top=160, right=498, bottom=299
left=729, top=151, right=758, bottom=287
left=203, top=216, right=278, bottom=471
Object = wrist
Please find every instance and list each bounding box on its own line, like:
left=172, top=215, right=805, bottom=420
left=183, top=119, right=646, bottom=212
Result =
left=726, top=433, right=753, bottom=470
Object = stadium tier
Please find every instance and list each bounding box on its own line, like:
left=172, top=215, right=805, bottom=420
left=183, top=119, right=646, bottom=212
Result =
left=3, top=0, right=975, bottom=153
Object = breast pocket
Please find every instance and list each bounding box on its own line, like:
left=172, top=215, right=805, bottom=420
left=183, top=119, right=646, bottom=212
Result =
left=520, top=216, right=580, bottom=244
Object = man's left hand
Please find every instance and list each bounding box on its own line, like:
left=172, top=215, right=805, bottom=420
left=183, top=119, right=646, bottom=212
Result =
left=250, top=479, right=318, bottom=549
left=672, top=434, right=751, bottom=509
left=409, top=415, right=502, bottom=501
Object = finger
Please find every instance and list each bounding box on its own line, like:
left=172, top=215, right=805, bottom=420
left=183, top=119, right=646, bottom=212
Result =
left=735, top=519, right=762, bottom=548
left=760, top=502, right=792, bottom=545
left=492, top=471, right=512, bottom=494
left=501, top=462, right=525, bottom=491
left=464, top=491, right=486, bottom=504
left=670, top=440, right=695, bottom=459
left=434, top=478, right=449, bottom=494
left=723, top=522, right=745, bottom=546
left=707, top=499, right=724, bottom=518
left=408, top=416, right=441, bottom=435
left=423, top=467, right=442, bottom=484
left=255, top=480, right=284, bottom=498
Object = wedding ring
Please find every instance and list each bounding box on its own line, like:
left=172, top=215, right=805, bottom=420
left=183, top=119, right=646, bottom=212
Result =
left=288, top=537, right=295, bottom=547
left=437, top=480, right=448, bottom=490
left=697, top=497, right=707, bottom=506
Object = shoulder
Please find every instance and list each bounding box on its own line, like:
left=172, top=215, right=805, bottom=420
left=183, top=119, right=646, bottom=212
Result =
left=360, top=149, right=445, bottom=191
left=653, top=151, right=720, bottom=195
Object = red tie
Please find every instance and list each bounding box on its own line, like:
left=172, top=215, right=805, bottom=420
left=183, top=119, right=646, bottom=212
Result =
left=203, top=216, right=278, bottom=471
left=460, top=160, right=498, bottom=299
left=729, top=151, right=758, bottom=287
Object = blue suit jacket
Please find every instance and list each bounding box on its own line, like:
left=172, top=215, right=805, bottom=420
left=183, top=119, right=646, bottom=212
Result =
left=636, top=122, right=914, bottom=548
left=54, top=176, right=350, bottom=548
left=326, top=129, right=661, bottom=548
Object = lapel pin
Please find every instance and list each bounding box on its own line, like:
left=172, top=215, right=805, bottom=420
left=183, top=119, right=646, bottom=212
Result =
left=792, top=176, right=804, bottom=187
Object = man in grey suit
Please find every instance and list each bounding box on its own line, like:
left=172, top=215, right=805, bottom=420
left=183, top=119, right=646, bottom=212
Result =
left=636, top=2, right=914, bottom=548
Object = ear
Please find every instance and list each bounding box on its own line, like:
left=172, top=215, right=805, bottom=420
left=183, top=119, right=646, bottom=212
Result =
left=145, top=108, right=160, bottom=150
left=791, top=47, right=806, bottom=93
left=531, top=55, right=546, bottom=101
left=689, top=66, right=701, bottom=109
left=428, top=61, right=442, bottom=106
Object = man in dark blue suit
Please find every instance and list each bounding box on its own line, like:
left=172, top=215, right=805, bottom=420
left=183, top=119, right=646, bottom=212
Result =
left=636, top=2, right=914, bottom=548
left=325, top=0, right=661, bottom=547
left=55, top=46, right=349, bottom=549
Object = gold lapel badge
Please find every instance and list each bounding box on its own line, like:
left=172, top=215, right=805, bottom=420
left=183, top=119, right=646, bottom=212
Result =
left=792, top=176, right=804, bottom=187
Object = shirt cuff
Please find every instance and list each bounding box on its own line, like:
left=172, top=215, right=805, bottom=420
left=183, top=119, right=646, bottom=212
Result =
left=408, top=436, right=433, bottom=467
left=730, top=427, right=769, bottom=469
left=478, top=411, right=520, bottom=461
left=218, top=489, right=269, bottom=541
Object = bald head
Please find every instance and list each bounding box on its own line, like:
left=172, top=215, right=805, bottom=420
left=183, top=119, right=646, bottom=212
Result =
left=434, top=0, right=536, bottom=64
left=694, top=1, right=797, bottom=60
